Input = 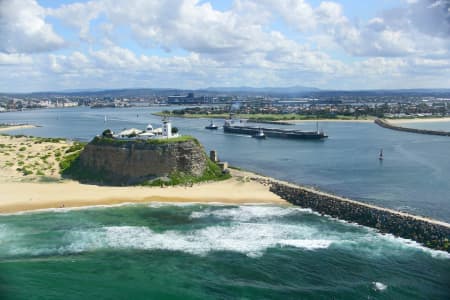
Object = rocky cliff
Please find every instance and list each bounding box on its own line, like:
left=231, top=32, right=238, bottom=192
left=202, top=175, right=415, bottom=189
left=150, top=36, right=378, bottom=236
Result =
left=74, top=136, right=209, bottom=185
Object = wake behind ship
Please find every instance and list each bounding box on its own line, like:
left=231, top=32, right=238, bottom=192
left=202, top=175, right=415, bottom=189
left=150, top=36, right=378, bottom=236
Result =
left=223, top=120, right=328, bottom=139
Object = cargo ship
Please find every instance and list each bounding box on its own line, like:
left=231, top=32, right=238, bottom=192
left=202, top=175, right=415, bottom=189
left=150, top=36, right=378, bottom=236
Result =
left=223, top=120, right=327, bottom=139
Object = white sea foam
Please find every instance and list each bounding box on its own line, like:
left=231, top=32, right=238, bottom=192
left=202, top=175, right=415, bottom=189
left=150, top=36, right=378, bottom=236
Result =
left=1, top=205, right=448, bottom=260
left=190, top=205, right=313, bottom=221
left=278, top=239, right=332, bottom=250
left=62, top=222, right=333, bottom=257
left=372, top=282, right=387, bottom=291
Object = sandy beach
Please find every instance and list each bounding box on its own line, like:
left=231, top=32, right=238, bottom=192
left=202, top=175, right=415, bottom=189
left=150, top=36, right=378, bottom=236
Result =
left=0, top=124, right=36, bottom=132
left=0, top=134, right=285, bottom=214
left=283, top=119, right=374, bottom=123
left=0, top=175, right=285, bottom=214
left=387, top=117, right=450, bottom=124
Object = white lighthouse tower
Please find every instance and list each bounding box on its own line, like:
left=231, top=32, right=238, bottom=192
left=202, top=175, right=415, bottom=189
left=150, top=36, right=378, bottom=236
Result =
left=162, top=116, right=172, bottom=138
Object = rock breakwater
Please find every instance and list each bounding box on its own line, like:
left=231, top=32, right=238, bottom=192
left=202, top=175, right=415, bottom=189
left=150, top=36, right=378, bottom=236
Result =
left=375, top=118, right=450, bottom=136
left=268, top=181, right=450, bottom=252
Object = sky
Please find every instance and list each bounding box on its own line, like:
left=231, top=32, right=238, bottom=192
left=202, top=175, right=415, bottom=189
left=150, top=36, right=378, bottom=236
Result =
left=0, top=0, right=449, bottom=92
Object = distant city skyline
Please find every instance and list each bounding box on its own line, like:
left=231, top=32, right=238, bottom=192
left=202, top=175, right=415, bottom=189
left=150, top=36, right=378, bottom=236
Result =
left=1, top=0, right=449, bottom=92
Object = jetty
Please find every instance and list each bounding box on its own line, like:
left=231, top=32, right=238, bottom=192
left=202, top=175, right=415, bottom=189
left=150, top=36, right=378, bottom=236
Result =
left=375, top=118, right=450, bottom=136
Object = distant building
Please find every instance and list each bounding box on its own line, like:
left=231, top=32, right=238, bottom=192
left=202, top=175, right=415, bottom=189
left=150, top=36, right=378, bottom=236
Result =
left=167, top=93, right=210, bottom=104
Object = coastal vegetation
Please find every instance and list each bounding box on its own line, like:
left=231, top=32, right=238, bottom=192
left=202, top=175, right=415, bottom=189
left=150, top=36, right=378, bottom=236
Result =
left=142, top=159, right=230, bottom=187
left=155, top=110, right=374, bottom=122
left=0, top=134, right=72, bottom=179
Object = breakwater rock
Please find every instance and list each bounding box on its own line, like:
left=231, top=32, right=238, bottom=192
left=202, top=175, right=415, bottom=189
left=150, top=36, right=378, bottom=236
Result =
left=269, top=182, right=450, bottom=252
left=76, top=137, right=208, bottom=185
left=375, top=118, right=450, bottom=136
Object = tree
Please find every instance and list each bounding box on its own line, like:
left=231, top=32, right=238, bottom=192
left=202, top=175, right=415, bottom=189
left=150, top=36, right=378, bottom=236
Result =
left=102, top=129, right=113, bottom=138
left=171, top=127, right=179, bottom=134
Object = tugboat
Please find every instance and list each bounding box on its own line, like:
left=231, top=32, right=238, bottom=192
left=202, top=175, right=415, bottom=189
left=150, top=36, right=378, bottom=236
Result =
left=205, top=120, right=219, bottom=130
left=252, top=128, right=266, bottom=139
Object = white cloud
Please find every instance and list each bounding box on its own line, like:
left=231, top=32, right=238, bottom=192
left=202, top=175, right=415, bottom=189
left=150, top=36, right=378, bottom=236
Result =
left=0, top=0, right=64, bottom=53
left=47, top=1, right=103, bottom=41
left=1, top=0, right=450, bottom=92
left=0, top=53, right=33, bottom=65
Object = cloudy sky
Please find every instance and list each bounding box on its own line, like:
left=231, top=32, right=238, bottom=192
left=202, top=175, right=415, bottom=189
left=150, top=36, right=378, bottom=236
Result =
left=1, top=0, right=449, bottom=92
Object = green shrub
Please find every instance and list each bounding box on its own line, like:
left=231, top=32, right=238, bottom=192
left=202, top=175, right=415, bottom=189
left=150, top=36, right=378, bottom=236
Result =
left=65, top=142, right=86, bottom=154
left=59, top=151, right=81, bottom=172
left=142, top=159, right=230, bottom=187
left=22, top=168, right=33, bottom=176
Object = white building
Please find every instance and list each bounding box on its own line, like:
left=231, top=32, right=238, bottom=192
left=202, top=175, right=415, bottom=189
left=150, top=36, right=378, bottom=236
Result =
left=114, top=117, right=179, bottom=140
left=162, top=117, right=172, bottom=138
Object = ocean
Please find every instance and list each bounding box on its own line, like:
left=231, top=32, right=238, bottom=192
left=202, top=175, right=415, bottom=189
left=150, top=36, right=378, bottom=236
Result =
left=1, top=107, right=450, bottom=299
left=0, top=204, right=449, bottom=299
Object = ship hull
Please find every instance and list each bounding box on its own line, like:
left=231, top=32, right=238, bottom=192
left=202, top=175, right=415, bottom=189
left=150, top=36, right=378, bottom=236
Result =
left=223, top=125, right=327, bottom=139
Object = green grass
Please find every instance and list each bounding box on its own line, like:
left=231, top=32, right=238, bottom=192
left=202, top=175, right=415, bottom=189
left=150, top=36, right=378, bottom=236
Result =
left=59, top=151, right=82, bottom=173
left=33, top=137, right=66, bottom=143
left=65, top=142, right=86, bottom=153
left=142, top=159, right=231, bottom=187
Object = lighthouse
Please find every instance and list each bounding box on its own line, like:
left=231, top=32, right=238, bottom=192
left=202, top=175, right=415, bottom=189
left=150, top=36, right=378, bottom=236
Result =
left=162, top=116, right=172, bottom=138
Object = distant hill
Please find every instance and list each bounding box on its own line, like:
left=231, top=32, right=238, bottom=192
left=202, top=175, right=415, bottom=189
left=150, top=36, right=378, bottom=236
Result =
left=2, top=87, right=450, bottom=98
left=205, top=86, right=320, bottom=95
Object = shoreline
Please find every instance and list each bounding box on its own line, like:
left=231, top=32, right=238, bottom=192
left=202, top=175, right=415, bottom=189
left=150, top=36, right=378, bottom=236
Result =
left=387, top=117, right=450, bottom=124
left=283, top=119, right=374, bottom=123
left=155, top=112, right=450, bottom=124
left=0, top=171, right=287, bottom=214
left=0, top=124, right=37, bottom=132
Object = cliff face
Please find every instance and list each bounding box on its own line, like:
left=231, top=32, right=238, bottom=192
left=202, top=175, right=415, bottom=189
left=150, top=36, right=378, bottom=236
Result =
left=78, top=138, right=208, bottom=185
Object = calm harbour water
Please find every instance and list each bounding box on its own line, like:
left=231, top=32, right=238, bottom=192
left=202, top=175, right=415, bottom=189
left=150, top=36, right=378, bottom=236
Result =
left=1, top=107, right=449, bottom=299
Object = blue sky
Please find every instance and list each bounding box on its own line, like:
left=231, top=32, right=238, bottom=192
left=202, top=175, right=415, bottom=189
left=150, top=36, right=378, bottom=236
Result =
left=0, top=0, right=449, bottom=92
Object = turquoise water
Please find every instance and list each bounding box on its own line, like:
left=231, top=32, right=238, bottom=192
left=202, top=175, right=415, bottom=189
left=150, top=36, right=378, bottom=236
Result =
left=2, top=107, right=450, bottom=221
left=1, top=204, right=449, bottom=299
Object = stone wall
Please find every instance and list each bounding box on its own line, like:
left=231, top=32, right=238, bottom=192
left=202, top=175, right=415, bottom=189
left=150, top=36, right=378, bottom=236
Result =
left=375, top=118, right=450, bottom=136
left=270, top=182, right=450, bottom=252
left=78, top=139, right=208, bottom=185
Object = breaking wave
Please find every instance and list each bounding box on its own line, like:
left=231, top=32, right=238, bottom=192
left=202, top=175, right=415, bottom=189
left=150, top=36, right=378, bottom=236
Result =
left=190, top=205, right=314, bottom=221
left=0, top=205, right=448, bottom=260
left=63, top=222, right=331, bottom=257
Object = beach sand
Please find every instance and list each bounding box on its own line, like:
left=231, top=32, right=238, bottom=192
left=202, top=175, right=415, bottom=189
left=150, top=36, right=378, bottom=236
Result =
left=0, top=135, right=285, bottom=214
left=283, top=119, right=374, bottom=123
left=0, top=124, right=36, bottom=132
left=387, top=117, right=450, bottom=124
left=0, top=175, right=285, bottom=214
